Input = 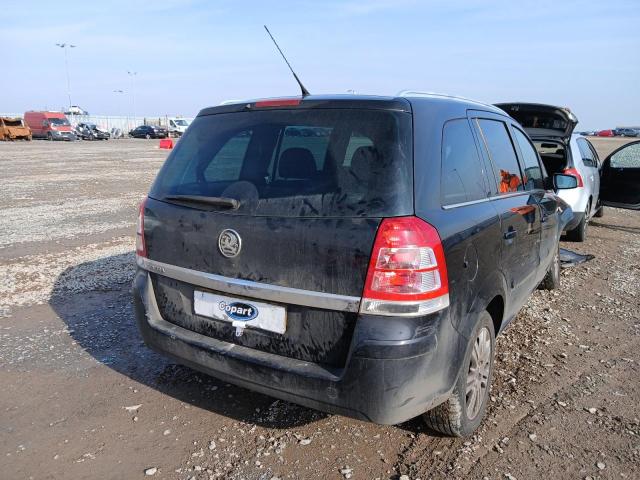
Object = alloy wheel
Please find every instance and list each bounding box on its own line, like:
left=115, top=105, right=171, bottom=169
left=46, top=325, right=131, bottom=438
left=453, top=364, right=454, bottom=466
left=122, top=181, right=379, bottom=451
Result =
left=466, top=327, right=491, bottom=420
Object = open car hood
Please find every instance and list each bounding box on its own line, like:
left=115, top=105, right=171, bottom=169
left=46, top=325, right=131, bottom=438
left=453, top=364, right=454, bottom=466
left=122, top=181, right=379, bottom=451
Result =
left=494, top=103, right=578, bottom=141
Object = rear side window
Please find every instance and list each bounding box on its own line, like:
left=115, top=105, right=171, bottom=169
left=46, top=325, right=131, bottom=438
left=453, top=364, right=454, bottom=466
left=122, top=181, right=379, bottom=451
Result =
left=477, top=119, right=524, bottom=194
left=441, top=119, right=488, bottom=205
left=150, top=108, right=413, bottom=218
left=576, top=137, right=597, bottom=167
left=512, top=127, right=544, bottom=190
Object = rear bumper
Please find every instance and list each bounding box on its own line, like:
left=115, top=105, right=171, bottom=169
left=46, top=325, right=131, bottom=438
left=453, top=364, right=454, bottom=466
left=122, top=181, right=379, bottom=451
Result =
left=132, top=269, right=463, bottom=425
left=564, top=211, right=584, bottom=231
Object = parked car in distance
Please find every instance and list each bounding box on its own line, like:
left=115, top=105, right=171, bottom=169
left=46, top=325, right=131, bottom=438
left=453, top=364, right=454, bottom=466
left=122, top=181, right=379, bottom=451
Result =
left=168, top=117, right=190, bottom=137
left=65, top=105, right=89, bottom=115
left=129, top=125, right=168, bottom=139
left=24, top=111, right=76, bottom=141
left=133, top=93, right=588, bottom=437
left=614, top=128, right=638, bottom=137
left=0, top=117, right=32, bottom=141
left=597, top=129, right=615, bottom=137
left=76, top=123, right=110, bottom=140
left=496, top=103, right=601, bottom=241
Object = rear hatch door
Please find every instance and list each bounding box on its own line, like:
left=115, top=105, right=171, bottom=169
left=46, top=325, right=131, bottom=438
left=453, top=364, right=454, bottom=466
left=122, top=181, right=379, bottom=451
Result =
left=495, top=103, right=578, bottom=142
left=143, top=98, right=413, bottom=368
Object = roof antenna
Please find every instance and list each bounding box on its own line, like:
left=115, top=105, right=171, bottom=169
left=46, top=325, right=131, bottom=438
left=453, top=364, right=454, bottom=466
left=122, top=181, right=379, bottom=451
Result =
left=264, top=25, right=310, bottom=97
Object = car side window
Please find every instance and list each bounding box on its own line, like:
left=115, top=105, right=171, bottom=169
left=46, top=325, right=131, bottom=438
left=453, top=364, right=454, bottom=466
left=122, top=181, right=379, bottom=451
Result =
left=476, top=119, right=524, bottom=194
left=512, top=127, right=544, bottom=190
left=586, top=140, right=600, bottom=168
left=441, top=119, right=488, bottom=205
left=577, top=137, right=597, bottom=167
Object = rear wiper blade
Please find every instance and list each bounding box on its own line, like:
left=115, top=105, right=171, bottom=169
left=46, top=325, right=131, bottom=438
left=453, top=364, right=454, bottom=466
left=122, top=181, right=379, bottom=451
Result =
left=163, top=195, right=240, bottom=210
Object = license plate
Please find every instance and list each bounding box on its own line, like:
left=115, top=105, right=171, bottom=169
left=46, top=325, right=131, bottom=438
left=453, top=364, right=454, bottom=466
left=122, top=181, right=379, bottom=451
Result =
left=193, top=291, right=286, bottom=335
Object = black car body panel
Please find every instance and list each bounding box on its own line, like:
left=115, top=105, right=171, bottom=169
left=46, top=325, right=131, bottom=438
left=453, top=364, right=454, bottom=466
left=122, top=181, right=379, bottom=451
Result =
left=144, top=198, right=380, bottom=296
left=132, top=94, right=574, bottom=425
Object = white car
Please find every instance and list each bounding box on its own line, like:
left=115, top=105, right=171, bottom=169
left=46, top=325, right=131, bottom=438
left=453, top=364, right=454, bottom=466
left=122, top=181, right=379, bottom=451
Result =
left=167, top=117, right=190, bottom=137
left=496, top=103, right=601, bottom=241
left=65, top=105, right=89, bottom=115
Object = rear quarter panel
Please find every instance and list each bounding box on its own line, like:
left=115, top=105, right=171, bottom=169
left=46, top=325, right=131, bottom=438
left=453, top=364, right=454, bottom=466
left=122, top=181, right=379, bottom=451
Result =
left=411, top=98, right=506, bottom=339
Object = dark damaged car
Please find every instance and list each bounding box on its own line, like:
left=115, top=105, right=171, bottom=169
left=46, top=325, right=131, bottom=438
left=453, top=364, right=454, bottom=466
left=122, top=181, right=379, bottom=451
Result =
left=132, top=94, right=594, bottom=436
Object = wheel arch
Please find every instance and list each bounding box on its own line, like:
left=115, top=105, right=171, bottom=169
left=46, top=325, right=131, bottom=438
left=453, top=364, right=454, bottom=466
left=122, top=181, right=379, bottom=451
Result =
left=485, top=295, right=504, bottom=336
left=461, top=270, right=508, bottom=339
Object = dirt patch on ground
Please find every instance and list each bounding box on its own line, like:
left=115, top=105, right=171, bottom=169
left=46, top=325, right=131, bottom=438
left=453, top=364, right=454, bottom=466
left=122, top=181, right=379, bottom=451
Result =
left=1, top=138, right=638, bottom=479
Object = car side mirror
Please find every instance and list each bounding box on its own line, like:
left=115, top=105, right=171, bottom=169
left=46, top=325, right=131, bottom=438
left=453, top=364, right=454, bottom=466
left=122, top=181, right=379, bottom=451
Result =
left=553, top=173, right=578, bottom=190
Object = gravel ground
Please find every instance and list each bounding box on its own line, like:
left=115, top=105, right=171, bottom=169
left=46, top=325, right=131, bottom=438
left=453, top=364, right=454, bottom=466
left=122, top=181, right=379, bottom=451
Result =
left=1, top=137, right=638, bottom=480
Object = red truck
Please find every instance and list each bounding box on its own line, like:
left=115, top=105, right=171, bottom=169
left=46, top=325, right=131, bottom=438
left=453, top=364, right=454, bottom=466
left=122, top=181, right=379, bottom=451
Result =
left=24, top=111, right=77, bottom=141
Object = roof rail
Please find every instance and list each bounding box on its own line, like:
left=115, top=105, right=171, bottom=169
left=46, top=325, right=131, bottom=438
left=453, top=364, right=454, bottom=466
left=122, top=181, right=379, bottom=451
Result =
left=396, top=90, right=496, bottom=109
left=219, top=99, right=244, bottom=105
left=397, top=90, right=474, bottom=101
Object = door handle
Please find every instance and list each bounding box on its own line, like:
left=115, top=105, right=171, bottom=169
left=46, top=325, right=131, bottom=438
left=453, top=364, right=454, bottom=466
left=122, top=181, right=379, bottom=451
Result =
left=503, top=230, right=517, bottom=240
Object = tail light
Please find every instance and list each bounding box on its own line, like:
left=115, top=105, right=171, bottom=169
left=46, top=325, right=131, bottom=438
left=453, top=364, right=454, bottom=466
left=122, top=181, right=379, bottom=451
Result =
left=360, top=216, right=450, bottom=317
left=136, top=198, right=148, bottom=257
left=563, top=167, right=584, bottom=187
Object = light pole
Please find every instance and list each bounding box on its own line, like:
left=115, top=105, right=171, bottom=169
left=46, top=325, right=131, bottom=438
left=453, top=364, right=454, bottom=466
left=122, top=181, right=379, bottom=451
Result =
left=55, top=43, right=76, bottom=110
left=127, top=71, right=138, bottom=126
left=113, top=90, right=126, bottom=134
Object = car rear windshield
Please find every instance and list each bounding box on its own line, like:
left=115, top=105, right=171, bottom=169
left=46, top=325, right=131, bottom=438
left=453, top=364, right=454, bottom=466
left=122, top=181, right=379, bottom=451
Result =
left=150, top=108, right=413, bottom=217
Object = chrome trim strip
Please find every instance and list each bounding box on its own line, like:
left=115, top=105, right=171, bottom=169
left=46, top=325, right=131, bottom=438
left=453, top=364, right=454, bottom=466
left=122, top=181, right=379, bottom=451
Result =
left=137, top=256, right=362, bottom=313
left=442, top=191, right=539, bottom=210
left=442, top=197, right=493, bottom=209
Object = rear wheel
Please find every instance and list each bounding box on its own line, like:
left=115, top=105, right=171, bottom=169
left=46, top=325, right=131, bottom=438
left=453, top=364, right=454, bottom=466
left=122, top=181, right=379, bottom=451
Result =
left=423, top=311, right=495, bottom=437
left=539, top=244, right=561, bottom=290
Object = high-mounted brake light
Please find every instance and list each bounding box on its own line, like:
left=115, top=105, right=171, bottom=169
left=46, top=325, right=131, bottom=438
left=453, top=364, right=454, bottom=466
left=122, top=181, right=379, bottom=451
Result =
left=563, top=167, right=584, bottom=187
left=136, top=198, right=148, bottom=258
left=253, top=98, right=302, bottom=108
left=360, top=216, right=450, bottom=317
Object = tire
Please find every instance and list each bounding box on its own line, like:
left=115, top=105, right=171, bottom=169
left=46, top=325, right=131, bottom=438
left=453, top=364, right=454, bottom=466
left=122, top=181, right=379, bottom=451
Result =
left=47, top=132, right=53, bottom=141
left=423, top=311, right=495, bottom=437
left=145, top=133, right=151, bottom=139
left=539, top=244, right=561, bottom=290
left=594, top=206, right=604, bottom=218
left=566, top=202, right=589, bottom=242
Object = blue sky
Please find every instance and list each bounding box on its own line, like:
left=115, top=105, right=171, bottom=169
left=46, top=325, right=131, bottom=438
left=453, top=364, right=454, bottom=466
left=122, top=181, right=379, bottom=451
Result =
left=2, top=0, right=639, bottom=129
